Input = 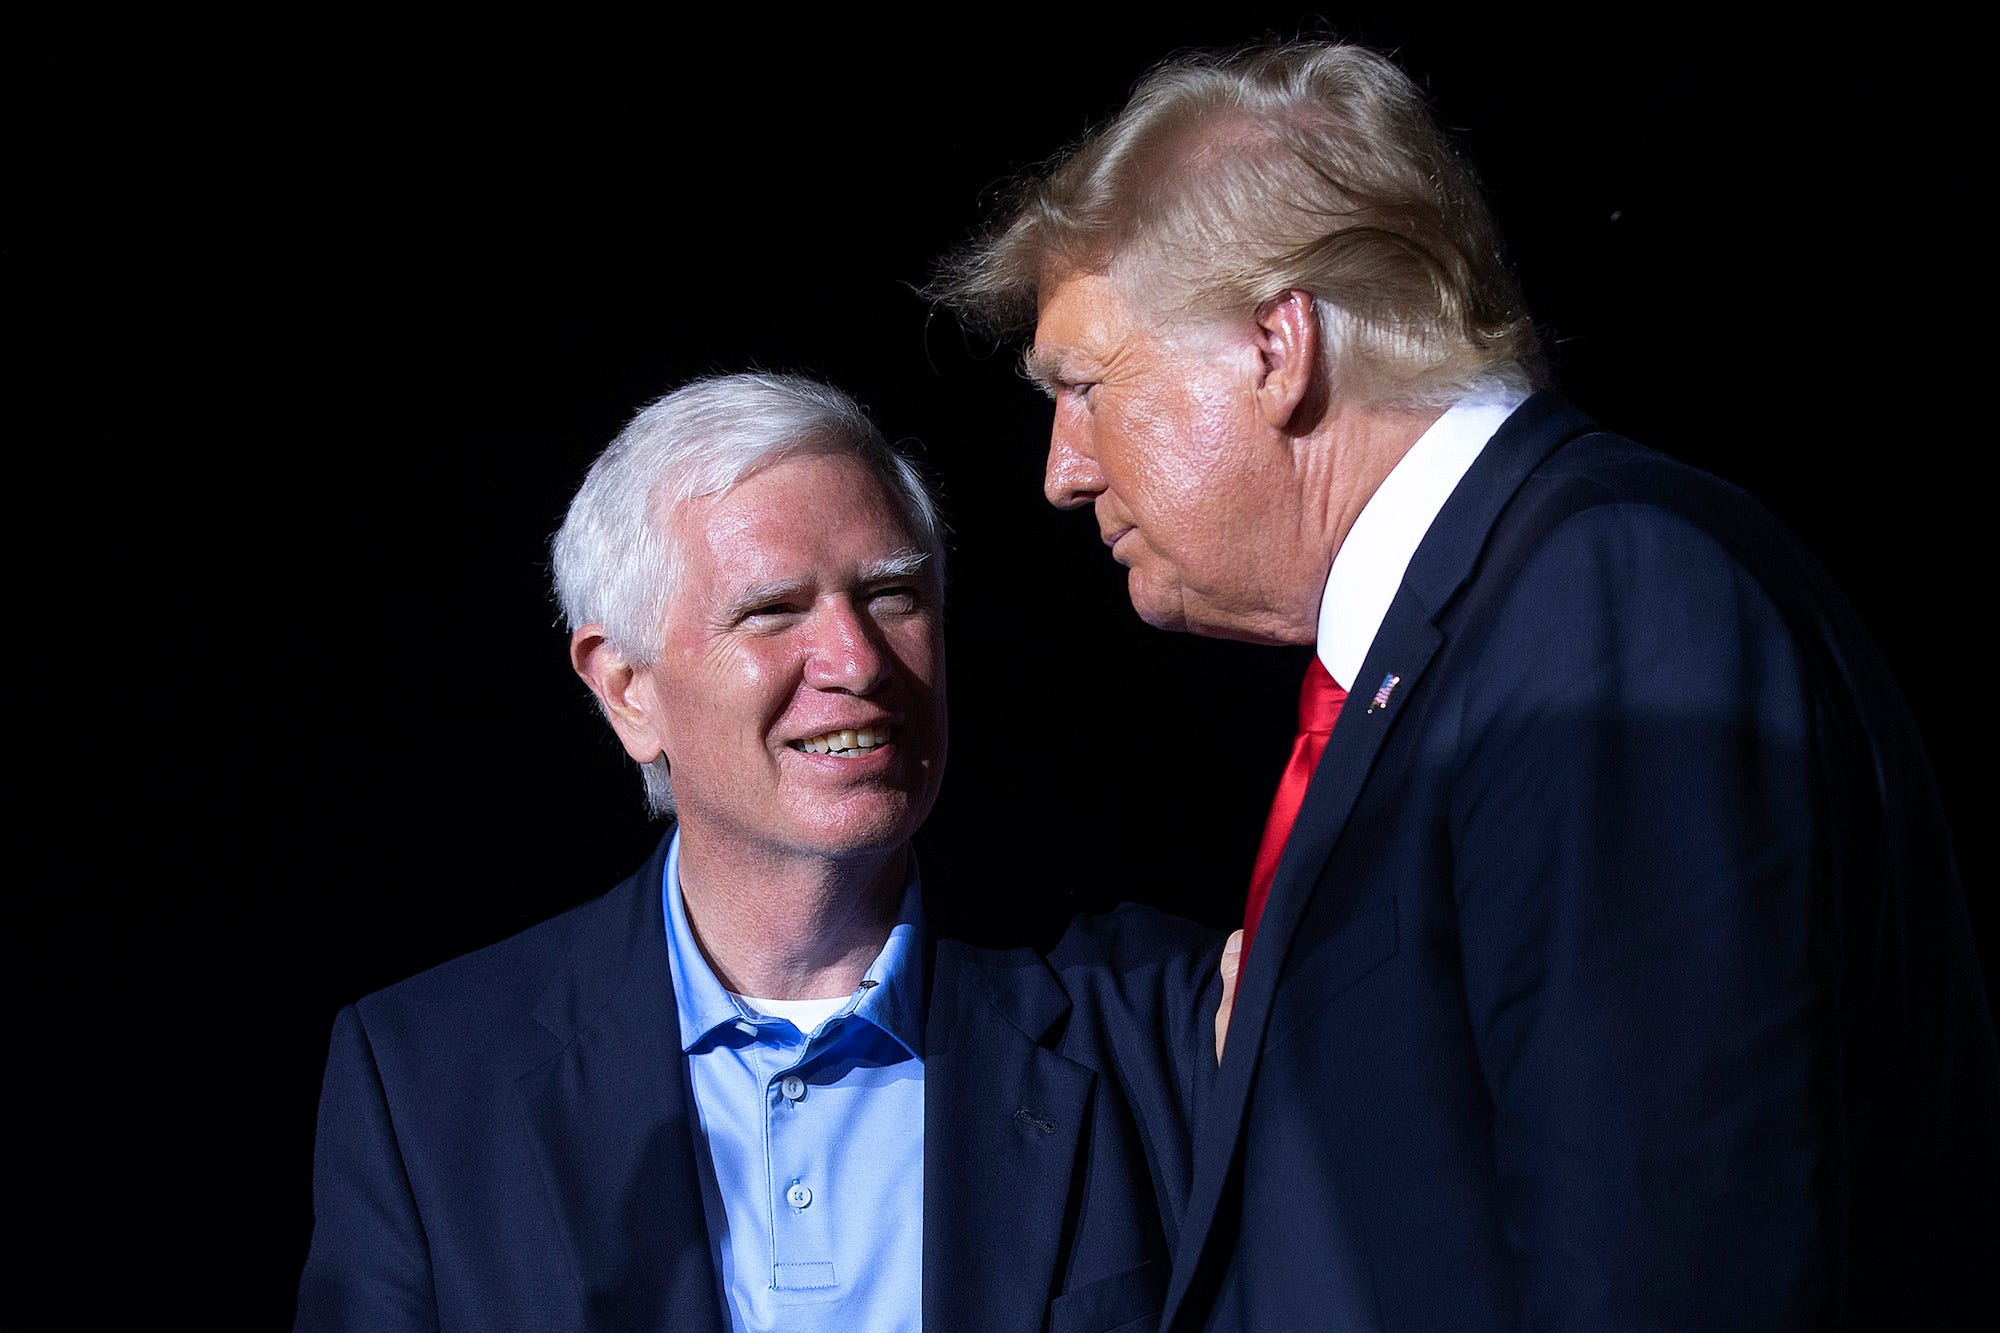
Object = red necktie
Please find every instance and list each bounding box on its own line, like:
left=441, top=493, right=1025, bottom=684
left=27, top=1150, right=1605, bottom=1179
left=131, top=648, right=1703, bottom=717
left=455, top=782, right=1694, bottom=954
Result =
left=1240, top=657, right=1347, bottom=961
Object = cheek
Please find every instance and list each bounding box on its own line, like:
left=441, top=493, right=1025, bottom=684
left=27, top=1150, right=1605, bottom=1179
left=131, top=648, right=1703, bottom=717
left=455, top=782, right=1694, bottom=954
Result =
left=887, top=622, right=943, bottom=695
left=681, top=642, right=794, bottom=736
left=1126, top=380, right=1240, bottom=499
left=1124, top=441, right=1230, bottom=563
left=701, top=629, right=785, bottom=680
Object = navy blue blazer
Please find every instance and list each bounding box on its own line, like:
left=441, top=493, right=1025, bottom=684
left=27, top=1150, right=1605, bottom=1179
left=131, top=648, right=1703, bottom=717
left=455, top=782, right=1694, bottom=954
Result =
left=295, top=834, right=1222, bottom=1333
left=1163, top=393, right=2000, bottom=1331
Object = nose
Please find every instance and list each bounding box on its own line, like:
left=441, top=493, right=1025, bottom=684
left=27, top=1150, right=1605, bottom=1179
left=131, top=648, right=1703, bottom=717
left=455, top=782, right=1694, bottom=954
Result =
left=1043, top=406, right=1105, bottom=511
left=803, top=599, right=892, bottom=695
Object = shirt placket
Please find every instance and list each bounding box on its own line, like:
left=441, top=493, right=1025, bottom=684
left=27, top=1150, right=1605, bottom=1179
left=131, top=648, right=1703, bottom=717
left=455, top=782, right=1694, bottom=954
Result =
left=763, top=1017, right=842, bottom=1299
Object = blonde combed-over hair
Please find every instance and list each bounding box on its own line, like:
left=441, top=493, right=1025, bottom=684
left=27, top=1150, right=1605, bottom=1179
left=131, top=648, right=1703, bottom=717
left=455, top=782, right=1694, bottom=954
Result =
left=937, top=41, right=1541, bottom=407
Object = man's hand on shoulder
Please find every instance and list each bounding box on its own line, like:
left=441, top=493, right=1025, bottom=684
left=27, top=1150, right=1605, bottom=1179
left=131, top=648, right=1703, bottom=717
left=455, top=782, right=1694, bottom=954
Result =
left=1214, top=930, right=1242, bottom=1063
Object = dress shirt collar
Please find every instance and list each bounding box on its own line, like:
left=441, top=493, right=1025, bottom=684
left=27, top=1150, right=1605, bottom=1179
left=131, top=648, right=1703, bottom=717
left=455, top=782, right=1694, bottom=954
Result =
left=1316, top=387, right=1528, bottom=688
left=661, top=828, right=925, bottom=1059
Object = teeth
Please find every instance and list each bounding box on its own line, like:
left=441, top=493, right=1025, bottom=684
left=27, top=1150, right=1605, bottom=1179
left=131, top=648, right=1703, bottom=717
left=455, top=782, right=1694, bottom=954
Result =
left=791, top=724, right=892, bottom=756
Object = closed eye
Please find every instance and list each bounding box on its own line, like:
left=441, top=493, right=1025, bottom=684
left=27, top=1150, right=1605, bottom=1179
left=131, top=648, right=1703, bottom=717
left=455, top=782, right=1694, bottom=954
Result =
left=735, top=600, right=806, bottom=628
left=1062, top=380, right=1098, bottom=408
left=867, top=585, right=923, bottom=615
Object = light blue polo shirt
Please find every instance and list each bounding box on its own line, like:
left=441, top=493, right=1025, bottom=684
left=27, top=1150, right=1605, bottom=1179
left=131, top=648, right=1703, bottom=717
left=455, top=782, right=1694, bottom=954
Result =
left=663, top=831, right=924, bottom=1333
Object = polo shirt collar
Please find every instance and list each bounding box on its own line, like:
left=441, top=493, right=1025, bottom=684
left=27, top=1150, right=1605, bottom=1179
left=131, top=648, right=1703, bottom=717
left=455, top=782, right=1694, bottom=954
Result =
left=661, top=828, right=925, bottom=1058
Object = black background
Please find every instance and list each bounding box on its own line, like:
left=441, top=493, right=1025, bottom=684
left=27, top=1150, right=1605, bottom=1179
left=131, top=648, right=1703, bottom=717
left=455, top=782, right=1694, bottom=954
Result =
left=9, top=10, right=1992, bottom=1327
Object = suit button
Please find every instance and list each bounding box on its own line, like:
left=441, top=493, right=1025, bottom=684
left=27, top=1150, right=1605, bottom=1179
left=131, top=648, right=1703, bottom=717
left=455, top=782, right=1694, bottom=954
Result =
left=780, top=1075, right=807, bottom=1102
left=786, top=1182, right=813, bottom=1209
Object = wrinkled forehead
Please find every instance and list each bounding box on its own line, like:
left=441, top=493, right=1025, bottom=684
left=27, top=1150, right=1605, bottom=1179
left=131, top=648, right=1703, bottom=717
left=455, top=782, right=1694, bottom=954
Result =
left=1026, top=269, right=1231, bottom=391
left=664, top=449, right=936, bottom=596
left=1026, top=271, right=1131, bottom=382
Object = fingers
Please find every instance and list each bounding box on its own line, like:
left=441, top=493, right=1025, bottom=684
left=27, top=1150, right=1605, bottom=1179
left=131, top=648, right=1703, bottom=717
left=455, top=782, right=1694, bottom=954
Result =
left=1214, top=929, right=1244, bottom=1064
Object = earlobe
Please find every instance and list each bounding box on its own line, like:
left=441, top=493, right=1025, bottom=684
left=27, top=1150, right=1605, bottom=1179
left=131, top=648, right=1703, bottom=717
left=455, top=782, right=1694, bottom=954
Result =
left=1252, top=289, right=1321, bottom=431
left=570, top=625, right=666, bottom=764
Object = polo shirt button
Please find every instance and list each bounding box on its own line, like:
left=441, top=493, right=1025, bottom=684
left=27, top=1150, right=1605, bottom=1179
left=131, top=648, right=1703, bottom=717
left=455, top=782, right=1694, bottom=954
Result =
left=780, top=1076, right=806, bottom=1102
left=786, top=1182, right=813, bottom=1209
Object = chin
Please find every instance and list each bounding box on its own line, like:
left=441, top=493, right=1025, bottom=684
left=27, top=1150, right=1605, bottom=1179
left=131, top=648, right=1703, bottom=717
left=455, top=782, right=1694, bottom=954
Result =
left=802, top=793, right=929, bottom=860
left=1128, top=574, right=1305, bottom=645
left=1127, top=577, right=1190, bottom=635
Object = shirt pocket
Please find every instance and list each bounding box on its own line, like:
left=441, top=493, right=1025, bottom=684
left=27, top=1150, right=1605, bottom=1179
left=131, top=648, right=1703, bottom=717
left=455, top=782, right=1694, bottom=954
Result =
left=1047, top=1258, right=1163, bottom=1333
left=1266, top=896, right=1399, bottom=1051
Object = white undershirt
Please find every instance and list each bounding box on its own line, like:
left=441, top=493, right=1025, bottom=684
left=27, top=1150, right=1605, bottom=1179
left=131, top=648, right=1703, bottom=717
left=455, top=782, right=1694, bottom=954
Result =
left=730, top=991, right=855, bottom=1031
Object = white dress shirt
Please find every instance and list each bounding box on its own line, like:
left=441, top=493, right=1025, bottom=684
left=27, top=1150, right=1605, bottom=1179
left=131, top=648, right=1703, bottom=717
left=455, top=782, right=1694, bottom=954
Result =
left=1317, top=388, right=1529, bottom=689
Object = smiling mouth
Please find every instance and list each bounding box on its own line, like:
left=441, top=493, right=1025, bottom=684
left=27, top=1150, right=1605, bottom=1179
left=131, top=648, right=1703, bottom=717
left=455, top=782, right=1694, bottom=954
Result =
left=789, top=725, right=893, bottom=757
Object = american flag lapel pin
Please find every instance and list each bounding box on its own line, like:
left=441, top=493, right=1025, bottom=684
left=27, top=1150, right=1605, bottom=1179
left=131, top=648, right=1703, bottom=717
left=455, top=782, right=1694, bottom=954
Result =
left=1366, top=672, right=1401, bottom=715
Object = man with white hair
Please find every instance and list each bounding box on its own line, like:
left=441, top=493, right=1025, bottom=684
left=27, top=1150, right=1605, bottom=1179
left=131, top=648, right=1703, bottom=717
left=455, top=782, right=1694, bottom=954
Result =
left=940, top=39, right=1999, bottom=1331
left=294, top=372, right=1221, bottom=1332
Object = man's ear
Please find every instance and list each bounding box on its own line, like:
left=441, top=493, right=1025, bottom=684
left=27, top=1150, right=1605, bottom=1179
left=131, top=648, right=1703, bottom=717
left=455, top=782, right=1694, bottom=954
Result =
left=1251, top=289, right=1322, bottom=431
left=570, top=625, right=666, bottom=764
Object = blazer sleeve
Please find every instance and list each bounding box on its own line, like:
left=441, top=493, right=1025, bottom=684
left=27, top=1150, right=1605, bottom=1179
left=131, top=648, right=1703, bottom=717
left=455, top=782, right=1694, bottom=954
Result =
left=294, top=1005, right=440, bottom=1333
left=1448, top=502, right=1826, bottom=1329
left=1052, top=905, right=1228, bottom=1246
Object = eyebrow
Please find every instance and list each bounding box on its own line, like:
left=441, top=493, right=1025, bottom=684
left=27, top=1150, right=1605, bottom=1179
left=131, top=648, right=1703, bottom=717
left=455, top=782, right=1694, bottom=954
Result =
left=863, top=549, right=935, bottom=584
left=1019, top=345, right=1063, bottom=395
left=716, top=549, right=936, bottom=621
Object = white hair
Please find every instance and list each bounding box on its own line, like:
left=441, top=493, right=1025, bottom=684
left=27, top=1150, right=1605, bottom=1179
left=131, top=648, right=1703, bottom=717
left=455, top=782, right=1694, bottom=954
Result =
left=551, top=372, right=944, bottom=815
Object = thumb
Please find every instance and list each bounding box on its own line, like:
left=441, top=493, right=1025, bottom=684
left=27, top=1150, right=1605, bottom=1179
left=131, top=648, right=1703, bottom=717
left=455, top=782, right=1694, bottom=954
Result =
left=1214, top=929, right=1244, bottom=1064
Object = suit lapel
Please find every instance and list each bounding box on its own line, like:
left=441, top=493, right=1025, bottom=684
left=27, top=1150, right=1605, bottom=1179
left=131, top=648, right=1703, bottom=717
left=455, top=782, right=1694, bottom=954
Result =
left=1160, top=619, right=1447, bottom=1330
left=517, top=836, right=728, bottom=1333
left=1163, top=392, right=1598, bottom=1330
left=923, top=938, right=1095, bottom=1333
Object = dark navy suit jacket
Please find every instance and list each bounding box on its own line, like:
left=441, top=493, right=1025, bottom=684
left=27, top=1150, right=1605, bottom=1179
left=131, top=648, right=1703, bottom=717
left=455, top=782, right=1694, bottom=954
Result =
left=296, top=834, right=1223, bottom=1333
left=1163, top=393, right=2000, bottom=1331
